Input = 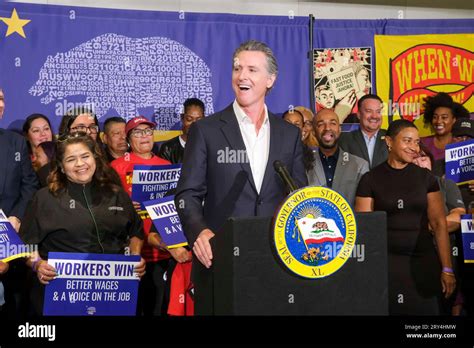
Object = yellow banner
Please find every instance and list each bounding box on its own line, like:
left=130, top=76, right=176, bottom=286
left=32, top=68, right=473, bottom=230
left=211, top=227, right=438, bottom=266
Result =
left=375, top=33, right=473, bottom=136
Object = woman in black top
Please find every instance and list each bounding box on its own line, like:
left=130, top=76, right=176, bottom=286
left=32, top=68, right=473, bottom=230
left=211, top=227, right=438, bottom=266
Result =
left=20, top=133, right=145, bottom=315
left=355, top=119, right=455, bottom=315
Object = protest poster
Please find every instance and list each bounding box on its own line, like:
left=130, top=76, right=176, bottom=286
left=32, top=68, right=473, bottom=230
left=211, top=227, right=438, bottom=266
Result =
left=43, top=252, right=140, bottom=316
left=445, top=139, right=474, bottom=184
left=131, top=164, right=181, bottom=219
left=144, top=195, right=187, bottom=249
left=460, top=215, right=474, bottom=263
left=0, top=209, right=32, bottom=262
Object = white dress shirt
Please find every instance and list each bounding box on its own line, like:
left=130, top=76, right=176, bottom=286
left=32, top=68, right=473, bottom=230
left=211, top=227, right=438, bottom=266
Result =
left=362, top=129, right=379, bottom=166
left=179, top=135, right=186, bottom=148
left=233, top=100, right=270, bottom=193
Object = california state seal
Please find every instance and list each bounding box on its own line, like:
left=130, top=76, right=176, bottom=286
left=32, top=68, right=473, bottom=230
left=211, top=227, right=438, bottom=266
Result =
left=274, top=186, right=357, bottom=279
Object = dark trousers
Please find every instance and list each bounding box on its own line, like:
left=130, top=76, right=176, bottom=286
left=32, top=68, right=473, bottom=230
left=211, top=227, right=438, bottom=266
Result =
left=2, top=260, right=31, bottom=320
left=136, top=259, right=170, bottom=316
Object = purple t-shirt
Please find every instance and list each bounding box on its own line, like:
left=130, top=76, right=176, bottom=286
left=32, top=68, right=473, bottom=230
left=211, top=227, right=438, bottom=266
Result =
left=421, top=135, right=445, bottom=161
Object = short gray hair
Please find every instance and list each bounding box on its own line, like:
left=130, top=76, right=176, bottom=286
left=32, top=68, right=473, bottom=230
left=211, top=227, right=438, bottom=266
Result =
left=233, top=40, right=278, bottom=77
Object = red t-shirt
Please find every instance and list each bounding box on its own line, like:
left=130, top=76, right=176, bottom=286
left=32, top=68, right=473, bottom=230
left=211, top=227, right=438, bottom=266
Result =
left=111, top=152, right=171, bottom=262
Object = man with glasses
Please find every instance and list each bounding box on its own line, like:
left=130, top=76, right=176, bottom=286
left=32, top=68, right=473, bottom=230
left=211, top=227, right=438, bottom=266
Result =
left=111, top=116, right=172, bottom=316
left=102, top=117, right=128, bottom=162
left=158, top=98, right=205, bottom=164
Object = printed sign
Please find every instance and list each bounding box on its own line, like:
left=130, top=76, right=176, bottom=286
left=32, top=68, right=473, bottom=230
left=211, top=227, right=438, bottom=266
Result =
left=460, top=215, right=474, bottom=263
left=445, top=139, right=474, bottom=184
left=313, top=47, right=372, bottom=118
left=144, top=196, right=187, bottom=249
left=43, top=252, right=140, bottom=316
left=0, top=209, right=31, bottom=262
left=131, top=164, right=181, bottom=219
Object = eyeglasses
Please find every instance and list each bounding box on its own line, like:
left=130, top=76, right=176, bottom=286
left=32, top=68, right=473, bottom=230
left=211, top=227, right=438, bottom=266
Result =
left=58, top=131, right=89, bottom=143
left=70, top=125, right=99, bottom=134
left=130, top=128, right=154, bottom=138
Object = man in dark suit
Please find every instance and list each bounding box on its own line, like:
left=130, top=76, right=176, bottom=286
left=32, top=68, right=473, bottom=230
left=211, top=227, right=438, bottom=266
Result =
left=339, top=94, right=388, bottom=169
left=158, top=98, right=205, bottom=164
left=0, top=88, right=39, bottom=317
left=175, top=41, right=307, bottom=314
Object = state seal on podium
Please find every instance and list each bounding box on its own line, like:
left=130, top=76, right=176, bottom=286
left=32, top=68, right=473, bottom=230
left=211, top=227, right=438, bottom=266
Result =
left=274, top=186, right=357, bottom=279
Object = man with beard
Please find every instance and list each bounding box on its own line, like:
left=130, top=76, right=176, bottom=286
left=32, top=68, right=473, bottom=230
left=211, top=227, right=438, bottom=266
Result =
left=339, top=94, right=388, bottom=169
left=307, top=108, right=368, bottom=206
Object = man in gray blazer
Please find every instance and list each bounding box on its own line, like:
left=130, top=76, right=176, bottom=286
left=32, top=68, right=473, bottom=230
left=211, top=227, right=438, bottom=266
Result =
left=339, top=94, right=387, bottom=169
left=308, top=108, right=369, bottom=207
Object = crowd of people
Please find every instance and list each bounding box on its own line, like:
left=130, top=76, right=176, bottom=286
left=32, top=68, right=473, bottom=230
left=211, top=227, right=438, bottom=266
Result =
left=0, top=39, right=472, bottom=317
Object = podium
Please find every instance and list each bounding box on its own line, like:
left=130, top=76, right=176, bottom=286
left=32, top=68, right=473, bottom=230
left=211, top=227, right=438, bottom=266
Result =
left=197, top=212, right=388, bottom=315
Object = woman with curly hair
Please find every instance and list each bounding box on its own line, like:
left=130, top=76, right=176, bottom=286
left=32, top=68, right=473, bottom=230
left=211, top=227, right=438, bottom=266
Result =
left=421, top=92, right=470, bottom=161
left=20, top=133, right=145, bottom=315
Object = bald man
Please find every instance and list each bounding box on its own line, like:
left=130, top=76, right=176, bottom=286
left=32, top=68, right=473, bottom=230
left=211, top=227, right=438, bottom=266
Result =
left=307, top=109, right=369, bottom=206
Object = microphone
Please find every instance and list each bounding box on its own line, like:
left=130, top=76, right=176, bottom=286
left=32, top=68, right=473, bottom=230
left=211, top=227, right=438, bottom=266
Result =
left=273, top=160, right=299, bottom=193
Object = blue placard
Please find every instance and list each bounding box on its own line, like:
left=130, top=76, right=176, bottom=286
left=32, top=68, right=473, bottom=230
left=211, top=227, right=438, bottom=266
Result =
left=43, top=252, right=140, bottom=316
left=131, top=164, right=181, bottom=219
left=445, top=139, right=474, bottom=184
left=144, top=196, right=188, bottom=249
left=461, top=215, right=474, bottom=263
left=0, top=209, right=31, bottom=262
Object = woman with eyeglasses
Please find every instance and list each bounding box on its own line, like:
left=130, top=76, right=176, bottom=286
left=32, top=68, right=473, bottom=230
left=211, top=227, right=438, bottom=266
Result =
left=58, top=107, right=102, bottom=142
left=355, top=119, right=456, bottom=315
left=20, top=133, right=145, bottom=316
left=111, top=116, right=175, bottom=316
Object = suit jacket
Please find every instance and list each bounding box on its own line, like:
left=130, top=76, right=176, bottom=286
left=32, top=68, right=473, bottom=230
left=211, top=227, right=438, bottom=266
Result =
left=307, top=148, right=369, bottom=207
left=339, top=129, right=388, bottom=169
left=0, top=129, right=38, bottom=307
left=175, top=103, right=307, bottom=246
left=175, top=103, right=307, bottom=315
left=158, top=136, right=184, bottom=164
left=0, top=129, right=38, bottom=219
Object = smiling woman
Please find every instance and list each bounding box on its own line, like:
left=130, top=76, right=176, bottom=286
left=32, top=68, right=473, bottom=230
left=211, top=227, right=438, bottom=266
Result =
left=421, top=92, right=470, bottom=161
left=22, top=113, right=54, bottom=169
left=355, top=119, right=456, bottom=315
left=20, top=133, right=146, bottom=316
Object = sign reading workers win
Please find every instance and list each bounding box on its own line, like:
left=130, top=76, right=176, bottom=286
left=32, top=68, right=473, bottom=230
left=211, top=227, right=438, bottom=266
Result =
left=43, top=252, right=140, bottom=316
